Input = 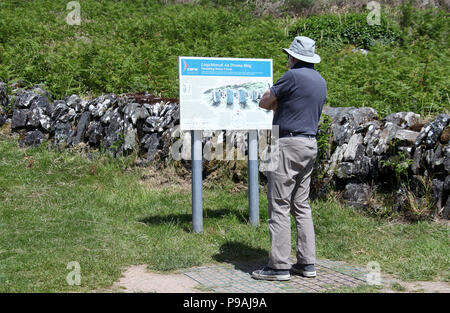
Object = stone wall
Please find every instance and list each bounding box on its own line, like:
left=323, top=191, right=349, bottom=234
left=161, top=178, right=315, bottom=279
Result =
left=319, top=106, right=449, bottom=219
left=0, top=82, right=448, bottom=219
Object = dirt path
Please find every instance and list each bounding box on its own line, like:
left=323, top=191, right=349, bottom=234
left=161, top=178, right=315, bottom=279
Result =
left=110, top=265, right=204, bottom=293
left=382, top=280, right=450, bottom=293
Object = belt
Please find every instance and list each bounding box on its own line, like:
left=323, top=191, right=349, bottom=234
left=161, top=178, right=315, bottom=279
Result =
left=280, top=132, right=316, bottom=139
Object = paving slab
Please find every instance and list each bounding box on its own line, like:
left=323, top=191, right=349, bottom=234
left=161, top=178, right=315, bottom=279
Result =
left=182, top=258, right=373, bottom=293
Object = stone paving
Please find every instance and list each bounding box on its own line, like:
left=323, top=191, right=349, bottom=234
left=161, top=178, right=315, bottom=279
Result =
left=182, top=258, right=373, bottom=293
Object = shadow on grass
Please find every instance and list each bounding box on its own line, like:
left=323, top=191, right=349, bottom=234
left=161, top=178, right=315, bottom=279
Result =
left=213, top=241, right=269, bottom=274
left=138, top=208, right=249, bottom=228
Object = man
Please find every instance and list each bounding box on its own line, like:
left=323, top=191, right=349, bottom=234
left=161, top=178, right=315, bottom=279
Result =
left=252, top=36, right=327, bottom=281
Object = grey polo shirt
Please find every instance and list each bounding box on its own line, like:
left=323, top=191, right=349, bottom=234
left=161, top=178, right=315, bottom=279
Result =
left=270, top=62, right=327, bottom=137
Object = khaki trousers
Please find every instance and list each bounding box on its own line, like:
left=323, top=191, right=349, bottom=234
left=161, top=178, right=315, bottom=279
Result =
left=265, top=136, right=317, bottom=270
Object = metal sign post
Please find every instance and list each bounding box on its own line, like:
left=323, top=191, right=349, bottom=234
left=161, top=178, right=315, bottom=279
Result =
left=191, top=130, right=203, bottom=233
left=248, top=130, right=259, bottom=226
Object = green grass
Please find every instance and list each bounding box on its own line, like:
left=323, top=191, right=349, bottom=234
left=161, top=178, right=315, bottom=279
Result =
left=0, top=1, right=448, bottom=116
left=0, top=135, right=448, bottom=292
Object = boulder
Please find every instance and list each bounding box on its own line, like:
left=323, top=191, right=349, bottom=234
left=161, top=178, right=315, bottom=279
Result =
left=66, top=95, right=83, bottom=113
left=86, top=121, right=103, bottom=146
left=415, top=114, right=450, bottom=148
left=19, top=129, right=47, bottom=147
left=103, top=109, right=124, bottom=151
left=432, top=178, right=445, bottom=212
left=343, top=133, right=364, bottom=161
left=0, top=82, right=8, bottom=108
left=72, top=111, right=91, bottom=146
left=54, top=121, right=73, bottom=146
left=11, top=108, right=29, bottom=131
left=123, top=120, right=137, bottom=151
left=51, top=101, right=70, bottom=122
left=411, top=146, right=423, bottom=175
left=394, top=129, right=420, bottom=145
left=373, top=122, right=399, bottom=155
left=384, top=112, right=421, bottom=129
left=142, top=133, right=160, bottom=160
left=324, top=106, right=378, bottom=146
left=443, top=195, right=450, bottom=219
left=445, top=145, right=450, bottom=173
left=342, top=183, right=371, bottom=209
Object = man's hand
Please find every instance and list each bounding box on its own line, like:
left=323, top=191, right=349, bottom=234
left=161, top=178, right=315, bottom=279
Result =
left=259, top=89, right=278, bottom=111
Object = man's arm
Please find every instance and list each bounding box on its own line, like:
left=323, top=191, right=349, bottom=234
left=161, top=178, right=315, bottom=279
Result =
left=259, top=89, right=278, bottom=111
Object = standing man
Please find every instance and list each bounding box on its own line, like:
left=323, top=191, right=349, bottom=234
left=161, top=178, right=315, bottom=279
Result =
left=252, top=36, right=327, bottom=281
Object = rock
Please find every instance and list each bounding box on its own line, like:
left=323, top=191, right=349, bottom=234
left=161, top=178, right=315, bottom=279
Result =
left=336, top=162, right=356, bottom=179
left=124, top=102, right=148, bottom=125
left=364, top=124, right=381, bottom=158
left=357, top=120, right=380, bottom=135
left=19, top=129, right=47, bottom=147
left=342, top=183, right=371, bottom=208
left=393, top=187, right=408, bottom=212
left=13, top=90, right=37, bottom=108
left=443, top=195, right=450, bottom=219
left=143, top=116, right=161, bottom=133
left=123, top=120, right=137, bottom=151
left=424, top=148, right=434, bottom=166
left=159, top=128, right=173, bottom=158
left=148, top=102, right=161, bottom=116
left=66, top=95, right=83, bottom=112
left=415, top=114, right=450, bottom=148
left=352, top=48, right=368, bottom=55
left=444, top=175, right=450, bottom=192
left=142, top=133, right=159, bottom=160
left=180, top=131, right=191, bottom=160
left=324, top=106, right=378, bottom=145
left=72, top=111, right=91, bottom=146
left=394, top=129, right=420, bottom=145
left=431, top=143, right=446, bottom=174
left=103, top=110, right=124, bottom=151
left=20, top=94, right=53, bottom=132
left=100, top=107, right=115, bottom=124
left=54, top=121, right=73, bottom=146
left=0, top=82, right=8, bottom=126
left=326, top=144, right=347, bottom=175
left=52, top=101, right=70, bottom=121
left=30, top=84, right=52, bottom=101
left=373, top=122, right=399, bottom=155
left=440, top=125, right=450, bottom=144
left=87, top=121, right=103, bottom=146
left=432, top=179, right=445, bottom=211
left=411, top=147, right=423, bottom=175
left=445, top=145, right=450, bottom=173
left=397, top=146, right=413, bottom=159
left=410, top=175, right=426, bottom=197
left=11, top=108, right=29, bottom=131
left=157, top=114, right=173, bottom=132
left=0, top=82, right=8, bottom=107
left=384, top=112, right=421, bottom=129
left=343, top=133, right=364, bottom=161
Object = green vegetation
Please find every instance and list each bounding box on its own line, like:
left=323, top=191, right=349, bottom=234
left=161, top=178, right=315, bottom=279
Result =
left=0, top=1, right=448, bottom=117
left=0, top=136, right=448, bottom=292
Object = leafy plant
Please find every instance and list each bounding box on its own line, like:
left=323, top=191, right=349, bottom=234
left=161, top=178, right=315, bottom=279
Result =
left=289, top=12, right=401, bottom=50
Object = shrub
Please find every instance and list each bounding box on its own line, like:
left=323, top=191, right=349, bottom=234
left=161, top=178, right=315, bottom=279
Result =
left=289, top=12, right=401, bottom=50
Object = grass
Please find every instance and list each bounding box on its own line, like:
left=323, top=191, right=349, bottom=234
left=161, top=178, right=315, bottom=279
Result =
left=0, top=1, right=448, bottom=117
left=0, top=135, right=449, bottom=292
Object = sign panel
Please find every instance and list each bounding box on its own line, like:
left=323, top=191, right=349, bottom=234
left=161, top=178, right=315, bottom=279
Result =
left=179, top=57, right=273, bottom=130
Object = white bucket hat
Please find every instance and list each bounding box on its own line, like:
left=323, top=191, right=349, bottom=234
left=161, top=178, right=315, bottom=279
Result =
left=282, top=36, right=321, bottom=64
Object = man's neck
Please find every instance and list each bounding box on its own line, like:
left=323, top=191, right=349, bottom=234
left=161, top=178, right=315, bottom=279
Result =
left=291, top=60, right=315, bottom=69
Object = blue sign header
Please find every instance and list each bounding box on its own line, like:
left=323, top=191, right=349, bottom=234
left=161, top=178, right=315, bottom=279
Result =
left=180, top=58, right=272, bottom=77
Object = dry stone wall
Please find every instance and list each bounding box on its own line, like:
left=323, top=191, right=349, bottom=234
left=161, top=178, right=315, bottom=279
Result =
left=0, top=82, right=448, bottom=219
